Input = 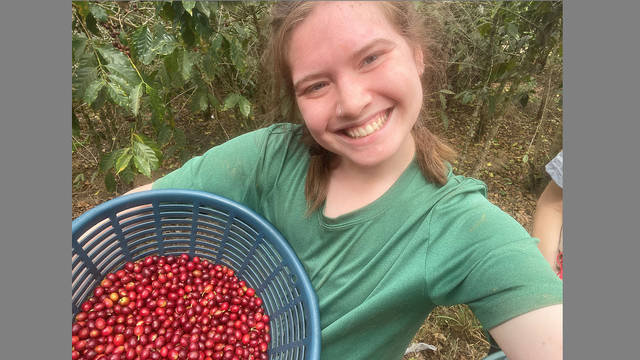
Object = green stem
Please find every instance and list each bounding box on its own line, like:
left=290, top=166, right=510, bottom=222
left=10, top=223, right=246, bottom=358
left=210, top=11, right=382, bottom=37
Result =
left=74, top=11, right=108, bottom=81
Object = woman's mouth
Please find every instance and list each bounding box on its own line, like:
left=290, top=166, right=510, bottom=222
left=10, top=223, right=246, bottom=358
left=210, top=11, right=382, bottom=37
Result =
left=344, top=110, right=390, bottom=139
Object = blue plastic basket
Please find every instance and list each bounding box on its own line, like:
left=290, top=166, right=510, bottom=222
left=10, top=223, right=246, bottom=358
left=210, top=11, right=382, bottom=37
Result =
left=72, top=189, right=321, bottom=360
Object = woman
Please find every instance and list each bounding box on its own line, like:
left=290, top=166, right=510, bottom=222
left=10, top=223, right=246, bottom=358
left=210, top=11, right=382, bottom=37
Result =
left=130, top=2, right=562, bottom=359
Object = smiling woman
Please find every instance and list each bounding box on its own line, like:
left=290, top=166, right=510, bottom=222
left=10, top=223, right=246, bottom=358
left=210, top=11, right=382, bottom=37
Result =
left=108, top=2, right=563, bottom=360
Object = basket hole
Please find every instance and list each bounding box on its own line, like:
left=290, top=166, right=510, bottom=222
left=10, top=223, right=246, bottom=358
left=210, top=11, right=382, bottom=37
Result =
left=290, top=273, right=297, bottom=284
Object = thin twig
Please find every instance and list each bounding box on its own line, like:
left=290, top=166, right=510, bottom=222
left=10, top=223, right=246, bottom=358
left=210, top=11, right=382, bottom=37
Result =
left=525, top=75, right=553, bottom=156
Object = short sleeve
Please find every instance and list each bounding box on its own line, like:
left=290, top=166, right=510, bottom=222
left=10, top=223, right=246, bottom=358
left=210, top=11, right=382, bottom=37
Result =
left=424, top=188, right=563, bottom=329
left=151, top=126, right=273, bottom=207
left=545, top=150, right=563, bottom=188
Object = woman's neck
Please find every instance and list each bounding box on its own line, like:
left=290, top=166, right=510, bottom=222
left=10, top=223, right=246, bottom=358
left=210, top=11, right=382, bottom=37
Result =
left=323, top=138, right=416, bottom=218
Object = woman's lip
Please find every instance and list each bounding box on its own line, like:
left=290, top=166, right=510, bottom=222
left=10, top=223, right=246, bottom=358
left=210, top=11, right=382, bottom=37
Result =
left=338, top=108, right=391, bottom=133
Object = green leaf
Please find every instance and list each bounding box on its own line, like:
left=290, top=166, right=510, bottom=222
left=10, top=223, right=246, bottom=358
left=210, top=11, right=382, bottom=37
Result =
left=210, top=34, right=224, bottom=58
left=439, top=89, right=455, bottom=95
left=72, top=53, right=98, bottom=101
left=129, top=82, right=144, bottom=116
left=439, top=109, right=449, bottom=130
left=173, top=128, right=186, bottom=148
left=147, top=85, right=165, bottom=130
left=238, top=96, right=251, bottom=118
left=163, top=50, right=180, bottom=82
left=179, top=50, right=196, bottom=81
left=106, top=80, right=129, bottom=107
left=158, top=2, right=176, bottom=22
left=207, top=93, right=220, bottom=108
left=223, top=93, right=242, bottom=111
left=477, top=22, right=492, bottom=37
left=106, top=73, right=132, bottom=93
left=506, top=22, right=518, bottom=38
left=229, top=38, right=244, bottom=70
left=157, top=124, right=172, bottom=145
left=522, top=154, right=529, bottom=163
left=461, top=92, right=475, bottom=105
left=195, top=1, right=211, bottom=17
left=105, top=64, right=139, bottom=90
left=86, top=13, right=100, bottom=36
left=99, top=148, right=124, bottom=173
left=84, top=79, right=105, bottom=105
left=131, top=26, right=155, bottom=65
left=132, top=140, right=159, bottom=178
left=181, top=25, right=195, bottom=47
left=96, top=46, right=129, bottom=66
left=193, top=11, right=212, bottom=39
left=88, top=3, right=108, bottom=22
left=190, top=86, right=209, bottom=113
left=182, top=1, right=196, bottom=16
left=115, top=147, right=133, bottom=175
left=104, top=172, right=117, bottom=193
left=73, top=173, right=85, bottom=187
left=74, top=2, right=90, bottom=18
left=91, top=87, right=108, bottom=110
left=439, top=93, right=447, bottom=110
left=120, top=168, right=135, bottom=185
left=152, top=24, right=178, bottom=56
left=72, top=34, right=88, bottom=63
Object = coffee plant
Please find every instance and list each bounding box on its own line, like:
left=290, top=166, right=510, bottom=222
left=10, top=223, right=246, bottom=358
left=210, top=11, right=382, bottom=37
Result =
left=420, top=1, right=562, bottom=140
left=73, top=1, right=561, bottom=193
left=72, top=1, right=269, bottom=192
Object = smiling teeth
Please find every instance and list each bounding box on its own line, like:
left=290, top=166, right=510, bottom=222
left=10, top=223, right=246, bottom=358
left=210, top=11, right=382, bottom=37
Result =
left=345, top=112, right=388, bottom=139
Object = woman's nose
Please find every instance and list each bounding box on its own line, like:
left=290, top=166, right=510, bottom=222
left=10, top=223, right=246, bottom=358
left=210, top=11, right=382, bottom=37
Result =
left=335, top=76, right=371, bottom=118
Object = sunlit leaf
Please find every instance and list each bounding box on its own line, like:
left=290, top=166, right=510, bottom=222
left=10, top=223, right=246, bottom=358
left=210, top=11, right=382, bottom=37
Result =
left=182, top=1, right=196, bottom=16
left=129, top=82, right=144, bottom=116
left=238, top=96, right=251, bottom=118
left=115, top=147, right=133, bottom=174
left=132, top=140, right=159, bottom=178
left=106, top=80, right=129, bottom=107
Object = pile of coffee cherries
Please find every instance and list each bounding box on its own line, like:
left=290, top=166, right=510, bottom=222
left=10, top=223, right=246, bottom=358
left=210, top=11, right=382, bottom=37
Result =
left=72, top=254, right=270, bottom=360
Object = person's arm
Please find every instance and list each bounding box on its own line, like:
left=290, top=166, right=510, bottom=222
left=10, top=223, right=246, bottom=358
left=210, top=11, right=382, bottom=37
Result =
left=489, top=304, right=563, bottom=360
left=123, top=182, right=153, bottom=195
left=531, top=180, right=563, bottom=268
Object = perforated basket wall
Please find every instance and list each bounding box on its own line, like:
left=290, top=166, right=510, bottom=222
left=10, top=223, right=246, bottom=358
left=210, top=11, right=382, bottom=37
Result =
left=72, top=189, right=321, bottom=360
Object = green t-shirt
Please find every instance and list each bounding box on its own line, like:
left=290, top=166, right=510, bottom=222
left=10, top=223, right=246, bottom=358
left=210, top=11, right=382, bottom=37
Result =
left=153, top=123, right=562, bottom=360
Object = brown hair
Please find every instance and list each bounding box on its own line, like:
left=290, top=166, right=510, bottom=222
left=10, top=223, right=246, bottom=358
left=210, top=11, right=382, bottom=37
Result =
left=264, top=1, right=456, bottom=213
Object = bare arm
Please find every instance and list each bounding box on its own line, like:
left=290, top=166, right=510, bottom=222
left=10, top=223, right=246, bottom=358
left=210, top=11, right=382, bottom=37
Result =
left=123, top=182, right=153, bottom=195
left=489, top=304, right=563, bottom=360
left=531, top=181, right=563, bottom=268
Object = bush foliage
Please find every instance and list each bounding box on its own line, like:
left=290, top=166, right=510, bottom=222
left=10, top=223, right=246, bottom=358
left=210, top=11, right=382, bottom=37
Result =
left=72, top=1, right=562, bottom=193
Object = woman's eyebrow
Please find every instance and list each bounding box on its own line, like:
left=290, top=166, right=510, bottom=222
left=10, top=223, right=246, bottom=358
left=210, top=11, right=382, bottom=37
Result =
left=352, top=38, right=395, bottom=61
left=292, top=38, right=396, bottom=91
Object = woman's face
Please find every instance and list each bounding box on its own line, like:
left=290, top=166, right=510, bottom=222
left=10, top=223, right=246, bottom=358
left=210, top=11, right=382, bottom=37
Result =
left=287, top=1, right=424, bottom=170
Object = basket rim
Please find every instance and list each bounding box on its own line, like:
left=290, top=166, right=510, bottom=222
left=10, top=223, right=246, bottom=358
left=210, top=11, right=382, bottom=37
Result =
left=72, top=188, right=321, bottom=359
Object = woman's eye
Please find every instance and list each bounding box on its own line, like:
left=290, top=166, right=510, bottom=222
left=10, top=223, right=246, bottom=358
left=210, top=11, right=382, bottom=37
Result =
left=362, top=54, right=379, bottom=66
left=305, top=82, right=327, bottom=94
